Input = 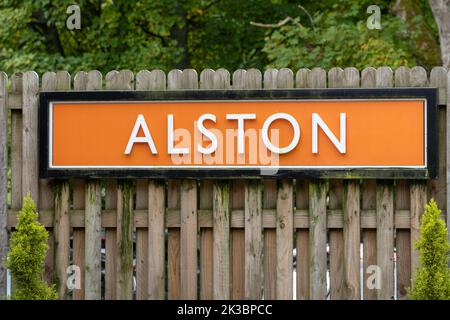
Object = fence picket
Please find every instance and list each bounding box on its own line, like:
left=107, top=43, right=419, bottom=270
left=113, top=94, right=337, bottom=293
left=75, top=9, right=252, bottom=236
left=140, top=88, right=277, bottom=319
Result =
left=47, top=71, right=71, bottom=300
left=72, top=179, right=85, bottom=300
left=167, top=180, right=181, bottom=300
left=22, top=71, right=39, bottom=202
left=148, top=180, right=166, bottom=299
left=241, top=69, right=264, bottom=300
left=275, top=68, right=294, bottom=300
left=10, top=74, right=22, bottom=210
left=213, top=181, right=231, bottom=299
left=328, top=67, right=345, bottom=300
left=83, top=71, right=102, bottom=300
left=231, top=180, right=245, bottom=299
left=376, top=67, right=395, bottom=300
left=262, top=69, right=278, bottom=300
left=342, top=67, right=361, bottom=300
left=137, top=69, right=167, bottom=300
left=295, top=68, right=310, bottom=300
left=105, top=179, right=117, bottom=300
left=135, top=179, right=148, bottom=300
left=199, top=180, right=213, bottom=300
left=394, top=66, right=411, bottom=300
left=72, top=71, right=88, bottom=301
left=0, top=71, right=7, bottom=295
left=360, top=67, right=377, bottom=300
left=308, top=68, right=327, bottom=300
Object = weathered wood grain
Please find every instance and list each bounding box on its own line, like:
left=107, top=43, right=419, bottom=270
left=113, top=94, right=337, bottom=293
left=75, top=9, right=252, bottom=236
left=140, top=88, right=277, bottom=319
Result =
left=231, top=180, right=245, bottom=300
left=135, top=179, right=148, bottom=300
left=22, top=71, right=39, bottom=202
left=10, top=73, right=22, bottom=210
left=0, top=71, right=7, bottom=295
left=167, top=180, right=181, bottom=300
left=245, top=179, right=264, bottom=299
left=376, top=181, right=394, bottom=300
left=213, top=181, right=231, bottom=299
left=199, top=180, right=213, bottom=300
left=343, top=181, right=361, bottom=300
left=309, top=180, right=327, bottom=300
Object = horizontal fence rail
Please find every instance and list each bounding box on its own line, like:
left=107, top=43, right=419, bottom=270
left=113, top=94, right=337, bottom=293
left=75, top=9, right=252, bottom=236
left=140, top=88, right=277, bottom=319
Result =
left=0, top=66, right=448, bottom=300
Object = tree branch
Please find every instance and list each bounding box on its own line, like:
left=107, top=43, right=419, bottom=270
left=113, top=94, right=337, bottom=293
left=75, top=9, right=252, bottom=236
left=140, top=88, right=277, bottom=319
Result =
left=250, top=16, right=293, bottom=28
left=298, top=4, right=315, bottom=30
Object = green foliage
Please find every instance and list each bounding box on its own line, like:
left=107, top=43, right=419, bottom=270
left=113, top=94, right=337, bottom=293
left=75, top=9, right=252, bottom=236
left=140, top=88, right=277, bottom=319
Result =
left=262, top=1, right=416, bottom=70
left=5, top=193, right=58, bottom=300
left=0, top=0, right=296, bottom=74
left=0, top=1, right=442, bottom=74
left=408, top=199, right=450, bottom=300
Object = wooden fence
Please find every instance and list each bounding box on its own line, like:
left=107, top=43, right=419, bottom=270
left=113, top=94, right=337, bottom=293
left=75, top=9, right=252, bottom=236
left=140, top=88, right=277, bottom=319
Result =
left=0, top=66, right=448, bottom=300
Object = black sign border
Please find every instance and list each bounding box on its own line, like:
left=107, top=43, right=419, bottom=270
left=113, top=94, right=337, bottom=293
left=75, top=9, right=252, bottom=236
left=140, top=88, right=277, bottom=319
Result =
left=39, top=88, right=438, bottom=179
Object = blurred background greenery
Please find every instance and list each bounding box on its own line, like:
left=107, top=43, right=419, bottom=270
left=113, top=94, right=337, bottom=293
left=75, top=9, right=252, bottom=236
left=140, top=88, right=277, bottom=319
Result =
left=0, top=0, right=445, bottom=74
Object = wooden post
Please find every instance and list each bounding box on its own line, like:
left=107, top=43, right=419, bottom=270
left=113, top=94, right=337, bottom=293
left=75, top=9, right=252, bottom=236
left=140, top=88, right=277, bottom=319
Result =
left=0, top=71, right=8, bottom=296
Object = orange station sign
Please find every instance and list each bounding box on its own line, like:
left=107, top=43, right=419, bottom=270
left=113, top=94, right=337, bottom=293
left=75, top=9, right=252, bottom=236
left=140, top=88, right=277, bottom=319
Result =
left=39, top=89, right=438, bottom=179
